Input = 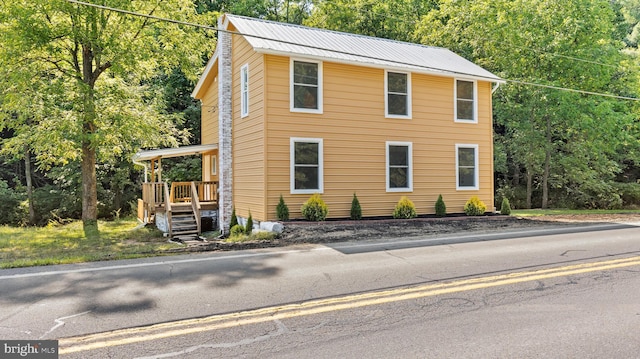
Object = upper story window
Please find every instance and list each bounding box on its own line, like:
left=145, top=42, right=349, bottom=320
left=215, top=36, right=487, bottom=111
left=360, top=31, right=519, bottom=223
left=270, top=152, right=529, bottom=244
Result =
left=386, top=141, right=413, bottom=192
left=455, top=79, right=477, bottom=123
left=240, top=64, right=249, bottom=118
left=291, top=59, right=323, bottom=114
left=456, top=144, right=479, bottom=190
left=291, top=137, right=324, bottom=194
left=385, top=71, right=411, bottom=119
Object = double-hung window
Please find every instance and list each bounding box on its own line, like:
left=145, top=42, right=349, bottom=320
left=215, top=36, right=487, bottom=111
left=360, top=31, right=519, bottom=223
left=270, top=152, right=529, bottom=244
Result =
left=386, top=141, right=413, bottom=192
left=291, top=138, right=323, bottom=194
left=456, top=144, right=479, bottom=190
left=455, top=79, right=477, bottom=123
left=240, top=64, right=249, bottom=118
left=291, top=59, right=322, bottom=113
left=385, top=71, right=411, bottom=118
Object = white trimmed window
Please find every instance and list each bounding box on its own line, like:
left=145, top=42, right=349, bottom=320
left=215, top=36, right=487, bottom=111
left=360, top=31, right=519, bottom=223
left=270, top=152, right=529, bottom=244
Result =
left=211, top=155, right=217, bottom=176
left=291, top=138, right=323, bottom=194
left=455, top=79, right=477, bottom=123
left=291, top=59, right=323, bottom=113
left=240, top=64, right=249, bottom=118
left=385, top=71, right=411, bottom=118
left=456, top=144, right=479, bottom=190
left=386, top=141, right=413, bottom=192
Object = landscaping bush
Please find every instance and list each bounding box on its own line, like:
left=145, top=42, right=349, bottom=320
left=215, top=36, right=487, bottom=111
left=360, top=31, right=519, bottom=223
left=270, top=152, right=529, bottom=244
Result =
left=464, top=196, right=487, bottom=216
left=500, top=197, right=511, bottom=215
left=230, top=207, right=239, bottom=228
left=435, top=194, right=446, bottom=217
left=393, top=196, right=417, bottom=219
left=301, top=193, right=328, bottom=221
left=245, top=211, right=253, bottom=233
left=276, top=195, right=289, bottom=221
left=230, top=224, right=245, bottom=237
left=350, top=193, right=362, bottom=220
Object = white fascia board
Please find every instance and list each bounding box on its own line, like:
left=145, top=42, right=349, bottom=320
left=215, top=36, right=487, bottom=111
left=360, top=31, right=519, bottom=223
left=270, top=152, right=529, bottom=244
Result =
left=191, top=47, right=220, bottom=99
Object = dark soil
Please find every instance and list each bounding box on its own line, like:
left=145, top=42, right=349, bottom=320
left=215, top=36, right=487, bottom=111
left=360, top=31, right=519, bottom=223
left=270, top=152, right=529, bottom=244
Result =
left=174, top=213, right=639, bottom=252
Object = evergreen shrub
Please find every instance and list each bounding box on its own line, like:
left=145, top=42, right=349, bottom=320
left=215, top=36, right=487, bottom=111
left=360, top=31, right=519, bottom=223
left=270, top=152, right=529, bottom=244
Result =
left=350, top=193, right=362, bottom=220
left=276, top=195, right=289, bottom=221
left=229, top=207, right=239, bottom=228
left=301, top=193, right=328, bottom=221
left=435, top=194, right=446, bottom=217
left=245, top=211, right=253, bottom=233
left=464, top=196, right=487, bottom=216
left=500, top=197, right=512, bottom=215
left=393, top=196, right=417, bottom=219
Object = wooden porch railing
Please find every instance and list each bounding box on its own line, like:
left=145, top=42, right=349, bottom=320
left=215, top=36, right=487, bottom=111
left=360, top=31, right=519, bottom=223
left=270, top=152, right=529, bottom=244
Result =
left=138, top=181, right=218, bottom=224
left=169, top=181, right=219, bottom=203
left=139, top=182, right=167, bottom=223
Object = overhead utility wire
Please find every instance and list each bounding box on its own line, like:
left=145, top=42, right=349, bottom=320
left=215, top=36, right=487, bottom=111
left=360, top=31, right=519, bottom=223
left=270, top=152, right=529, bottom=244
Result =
left=66, top=0, right=640, bottom=101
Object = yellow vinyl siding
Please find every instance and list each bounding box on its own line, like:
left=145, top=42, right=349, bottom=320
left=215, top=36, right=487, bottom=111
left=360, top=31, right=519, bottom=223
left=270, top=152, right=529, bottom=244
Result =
left=264, top=55, right=494, bottom=220
left=230, top=31, right=267, bottom=220
left=200, top=65, right=219, bottom=182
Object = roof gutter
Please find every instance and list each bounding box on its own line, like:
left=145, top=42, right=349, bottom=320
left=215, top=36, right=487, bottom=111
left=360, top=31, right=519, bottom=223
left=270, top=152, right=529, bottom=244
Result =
left=492, top=82, right=501, bottom=94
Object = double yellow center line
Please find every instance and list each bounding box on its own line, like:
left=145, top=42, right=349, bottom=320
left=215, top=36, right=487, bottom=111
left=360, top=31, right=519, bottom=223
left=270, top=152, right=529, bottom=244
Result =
left=60, top=255, right=640, bottom=354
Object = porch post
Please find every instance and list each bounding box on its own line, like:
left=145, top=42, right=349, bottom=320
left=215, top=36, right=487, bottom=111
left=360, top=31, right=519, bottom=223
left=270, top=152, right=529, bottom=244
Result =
left=217, top=16, right=233, bottom=235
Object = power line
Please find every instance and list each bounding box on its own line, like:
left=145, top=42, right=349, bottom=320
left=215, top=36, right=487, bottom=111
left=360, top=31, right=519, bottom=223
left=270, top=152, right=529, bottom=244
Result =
left=65, top=0, right=640, bottom=102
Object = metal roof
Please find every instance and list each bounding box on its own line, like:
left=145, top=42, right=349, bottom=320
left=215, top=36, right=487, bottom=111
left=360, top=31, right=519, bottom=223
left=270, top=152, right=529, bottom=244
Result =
left=132, top=144, right=217, bottom=162
left=226, top=14, right=502, bottom=82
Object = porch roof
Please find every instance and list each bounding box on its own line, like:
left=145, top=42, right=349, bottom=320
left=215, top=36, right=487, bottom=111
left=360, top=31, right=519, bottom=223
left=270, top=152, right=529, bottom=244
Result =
left=132, top=144, right=218, bottom=162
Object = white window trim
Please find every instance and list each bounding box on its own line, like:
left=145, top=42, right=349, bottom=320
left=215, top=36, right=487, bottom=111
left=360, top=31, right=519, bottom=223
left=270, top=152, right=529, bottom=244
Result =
left=456, top=144, right=479, bottom=190
left=454, top=79, right=478, bottom=123
left=240, top=64, right=249, bottom=118
left=385, top=70, right=412, bottom=119
left=211, top=155, right=217, bottom=176
left=290, top=137, right=324, bottom=194
left=290, top=58, right=323, bottom=114
left=386, top=141, right=413, bottom=192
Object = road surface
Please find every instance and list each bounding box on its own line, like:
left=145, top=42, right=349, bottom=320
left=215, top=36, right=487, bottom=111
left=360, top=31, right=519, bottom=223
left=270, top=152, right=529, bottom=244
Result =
left=1, top=222, right=639, bottom=358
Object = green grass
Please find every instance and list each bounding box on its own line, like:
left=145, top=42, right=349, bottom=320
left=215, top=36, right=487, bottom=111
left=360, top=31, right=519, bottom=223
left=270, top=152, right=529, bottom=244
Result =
left=225, top=230, right=278, bottom=243
left=510, top=209, right=640, bottom=217
left=0, top=218, right=182, bottom=269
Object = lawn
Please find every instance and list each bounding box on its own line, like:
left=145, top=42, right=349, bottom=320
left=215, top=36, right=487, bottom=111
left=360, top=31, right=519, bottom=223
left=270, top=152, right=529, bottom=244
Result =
left=0, top=218, right=182, bottom=269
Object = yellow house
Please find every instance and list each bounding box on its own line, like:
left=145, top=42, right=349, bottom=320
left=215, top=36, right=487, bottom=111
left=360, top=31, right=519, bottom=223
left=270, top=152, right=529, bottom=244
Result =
left=192, top=14, right=503, bottom=233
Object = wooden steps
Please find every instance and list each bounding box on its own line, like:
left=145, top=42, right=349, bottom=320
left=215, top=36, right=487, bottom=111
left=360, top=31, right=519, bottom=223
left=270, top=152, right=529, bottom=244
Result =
left=168, top=203, right=199, bottom=238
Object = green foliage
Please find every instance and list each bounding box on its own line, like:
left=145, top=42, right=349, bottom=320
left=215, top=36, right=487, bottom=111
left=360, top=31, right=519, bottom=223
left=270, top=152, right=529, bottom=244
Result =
left=613, top=182, right=640, bottom=208
left=245, top=211, right=253, bottom=234
left=301, top=193, right=328, bottom=221
left=276, top=195, right=290, bottom=221
left=0, top=0, right=210, bottom=235
left=501, top=197, right=512, bottom=215
left=435, top=194, right=446, bottom=217
left=350, top=193, right=362, bottom=220
left=230, top=207, right=239, bottom=228
left=464, top=197, right=487, bottom=216
left=0, top=180, right=24, bottom=226
left=417, top=0, right=640, bottom=210
left=393, top=196, right=417, bottom=219
left=230, top=224, right=245, bottom=237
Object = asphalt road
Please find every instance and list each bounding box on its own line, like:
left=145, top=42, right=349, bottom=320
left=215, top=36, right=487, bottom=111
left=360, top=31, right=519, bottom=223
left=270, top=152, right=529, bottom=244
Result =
left=1, top=222, right=639, bottom=358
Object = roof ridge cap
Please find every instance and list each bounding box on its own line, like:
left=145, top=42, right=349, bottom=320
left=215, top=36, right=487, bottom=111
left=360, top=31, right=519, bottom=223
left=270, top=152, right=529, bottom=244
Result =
left=224, top=13, right=448, bottom=52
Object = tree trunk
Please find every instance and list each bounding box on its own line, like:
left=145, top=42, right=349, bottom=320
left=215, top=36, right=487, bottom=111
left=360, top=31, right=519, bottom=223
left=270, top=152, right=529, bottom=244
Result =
left=542, top=116, right=551, bottom=209
left=81, top=45, right=99, bottom=237
left=24, top=145, right=35, bottom=225
left=526, top=168, right=533, bottom=209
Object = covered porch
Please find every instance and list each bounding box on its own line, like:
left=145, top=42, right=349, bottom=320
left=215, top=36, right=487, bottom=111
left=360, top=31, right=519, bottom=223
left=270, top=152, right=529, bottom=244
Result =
left=133, top=144, right=219, bottom=238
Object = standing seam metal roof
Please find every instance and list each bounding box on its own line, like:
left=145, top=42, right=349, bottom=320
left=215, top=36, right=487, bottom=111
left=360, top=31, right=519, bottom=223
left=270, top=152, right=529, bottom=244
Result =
left=226, top=14, right=502, bottom=82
